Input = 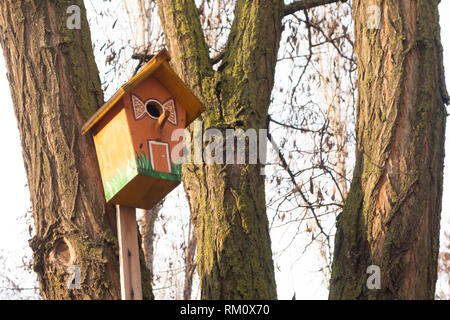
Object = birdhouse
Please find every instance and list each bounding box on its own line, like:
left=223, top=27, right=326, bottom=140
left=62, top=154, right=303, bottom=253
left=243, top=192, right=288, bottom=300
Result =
left=82, top=49, right=205, bottom=209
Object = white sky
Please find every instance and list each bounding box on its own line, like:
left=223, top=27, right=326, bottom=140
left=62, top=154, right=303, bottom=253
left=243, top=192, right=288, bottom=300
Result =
left=0, top=2, right=449, bottom=299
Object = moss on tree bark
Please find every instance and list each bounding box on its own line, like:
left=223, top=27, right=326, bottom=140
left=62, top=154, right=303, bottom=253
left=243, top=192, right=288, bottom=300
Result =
left=156, top=0, right=285, bottom=299
left=329, top=0, right=448, bottom=299
left=0, top=0, right=153, bottom=299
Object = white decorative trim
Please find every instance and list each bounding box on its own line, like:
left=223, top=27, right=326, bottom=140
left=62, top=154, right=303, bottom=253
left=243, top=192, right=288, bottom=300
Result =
left=131, top=94, right=146, bottom=120
left=162, top=99, right=177, bottom=125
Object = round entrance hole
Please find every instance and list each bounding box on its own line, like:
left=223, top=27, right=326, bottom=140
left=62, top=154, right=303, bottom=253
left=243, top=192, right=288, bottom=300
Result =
left=146, top=101, right=162, bottom=118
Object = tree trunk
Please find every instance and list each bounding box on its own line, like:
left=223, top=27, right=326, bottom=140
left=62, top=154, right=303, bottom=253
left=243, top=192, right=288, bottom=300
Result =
left=0, top=0, right=152, bottom=299
left=329, top=0, right=448, bottom=299
left=156, top=0, right=284, bottom=299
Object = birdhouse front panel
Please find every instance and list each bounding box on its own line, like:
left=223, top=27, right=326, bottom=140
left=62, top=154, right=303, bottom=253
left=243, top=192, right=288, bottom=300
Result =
left=125, top=75, right=186, bottom=180
left=82, top=49, right=205, bottom=210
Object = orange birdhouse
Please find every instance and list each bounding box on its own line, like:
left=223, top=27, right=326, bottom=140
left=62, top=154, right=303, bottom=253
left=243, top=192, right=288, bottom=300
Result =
left=82, top=49, right=205, bottom=209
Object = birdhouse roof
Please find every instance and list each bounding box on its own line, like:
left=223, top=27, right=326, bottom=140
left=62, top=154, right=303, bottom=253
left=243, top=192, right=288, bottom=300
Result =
left=82, top=49, right=205, bottom=134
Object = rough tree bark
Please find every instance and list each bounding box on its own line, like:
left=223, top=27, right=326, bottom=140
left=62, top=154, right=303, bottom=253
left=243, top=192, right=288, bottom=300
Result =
left=0, top=0, right=152, bottom=299
left=329, top=0, right=448, bottom=299
left=155, top=0, right=284, bottom=299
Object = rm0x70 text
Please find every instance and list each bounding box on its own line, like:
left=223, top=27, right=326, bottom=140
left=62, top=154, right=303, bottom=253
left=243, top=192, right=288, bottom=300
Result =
left=224, top=304, right=270, bottom=315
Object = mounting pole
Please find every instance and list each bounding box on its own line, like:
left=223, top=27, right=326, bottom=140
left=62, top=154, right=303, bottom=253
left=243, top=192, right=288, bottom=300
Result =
left=116, top=205, right=143, bottom=300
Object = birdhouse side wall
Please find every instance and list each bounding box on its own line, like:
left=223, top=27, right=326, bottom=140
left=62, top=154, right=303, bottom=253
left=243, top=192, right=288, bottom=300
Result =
left=92, top=101, right=137, bottom=202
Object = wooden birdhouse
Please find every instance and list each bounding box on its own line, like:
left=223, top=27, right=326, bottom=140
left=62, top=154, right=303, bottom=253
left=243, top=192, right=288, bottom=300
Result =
left=82, top=49, right=205, bottom=210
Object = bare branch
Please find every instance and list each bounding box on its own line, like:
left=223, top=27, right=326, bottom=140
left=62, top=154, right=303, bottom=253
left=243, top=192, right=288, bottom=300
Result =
left=211, top=49, right=226, bottom=65
left=266, top=129, right=330, bottom=242
left=283, top=0, right=347, bottom=17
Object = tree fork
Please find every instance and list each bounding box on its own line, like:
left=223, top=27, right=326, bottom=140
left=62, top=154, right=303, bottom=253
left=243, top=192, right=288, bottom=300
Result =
left=156, top=0, right=288, bottom=299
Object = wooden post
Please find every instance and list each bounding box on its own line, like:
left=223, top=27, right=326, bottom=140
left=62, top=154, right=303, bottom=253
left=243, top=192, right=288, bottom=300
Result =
left=116, top=205, right=143, bottom=300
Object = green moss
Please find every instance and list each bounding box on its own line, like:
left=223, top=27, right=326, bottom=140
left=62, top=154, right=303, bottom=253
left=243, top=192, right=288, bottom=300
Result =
left=163, top=0, right=281, bottom=299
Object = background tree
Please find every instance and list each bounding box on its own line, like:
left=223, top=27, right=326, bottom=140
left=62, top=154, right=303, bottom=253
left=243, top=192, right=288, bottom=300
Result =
left=329, top=0, right=448, bottom=299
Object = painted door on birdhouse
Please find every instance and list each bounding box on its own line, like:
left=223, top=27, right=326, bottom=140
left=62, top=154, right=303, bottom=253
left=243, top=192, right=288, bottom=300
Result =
left=148, top=141, right=171, bottom=173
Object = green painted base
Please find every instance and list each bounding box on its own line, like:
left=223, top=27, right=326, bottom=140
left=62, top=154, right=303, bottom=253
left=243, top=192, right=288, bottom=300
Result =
left=103, top=151, right=181, bottom=203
